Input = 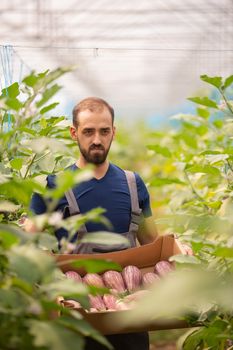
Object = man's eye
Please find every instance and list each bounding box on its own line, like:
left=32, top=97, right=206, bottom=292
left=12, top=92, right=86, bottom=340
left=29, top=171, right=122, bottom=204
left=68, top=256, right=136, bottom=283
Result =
left=101, top=129, right=110, bottom=135
left=84, top=130, right=93, bottom=135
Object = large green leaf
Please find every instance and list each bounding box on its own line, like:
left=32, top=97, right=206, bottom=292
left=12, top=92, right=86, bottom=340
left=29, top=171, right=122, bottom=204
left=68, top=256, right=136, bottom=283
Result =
left=196, top=107, right=210, bottom=119
left=1, top=82, right=20, bottom=98
left=150, top=177, right=186, bottom=187
left=37, top=84, right=62, bottom=107
left=187, top=97, right=218, bottom=109
left=5, top=97, right=23, bottom=111
left=200, top=75, right=223, bottom=89
left=0, top=178, right=45, bottom=206
left=147, top=145, right=171, bottom=157
left=169, top=254, right=201, bottom=265
left=8, top=246, right=56, bottom=284
left=58, top=315, right=113, bottom=349
left=23, top=72, right=39, bottom=87
left=41, top=279, right=88, bottom=300
left=186, top=164, right=220, bottom=176
left=40, top=102, right=59, bottom=115
left=50, top=168, right=93, bottom=199
left=29, top=320, right=85, bottom=350
left=70, top=257, right=122, bottom=273
left=43, top=67, right=74, bottom=85
left=10, top=158, right=23, bottom=171
left=80, top=231, right=130, bottom=247
left=223, top=75, right=233, bottom=90
left=214, top=247, right=233, bottom=258
left=0, top=230, right=20, bottom=249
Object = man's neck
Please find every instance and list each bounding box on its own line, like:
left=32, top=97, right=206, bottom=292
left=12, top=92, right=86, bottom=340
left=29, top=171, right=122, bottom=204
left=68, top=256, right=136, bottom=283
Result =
left=76, top=158, right=109, bottom=180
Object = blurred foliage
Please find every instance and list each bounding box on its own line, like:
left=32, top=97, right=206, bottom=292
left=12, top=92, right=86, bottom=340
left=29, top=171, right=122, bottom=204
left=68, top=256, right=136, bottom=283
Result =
left=1, top=67, right=233, bottom=349
left=0, top=67, right=119, bottom=350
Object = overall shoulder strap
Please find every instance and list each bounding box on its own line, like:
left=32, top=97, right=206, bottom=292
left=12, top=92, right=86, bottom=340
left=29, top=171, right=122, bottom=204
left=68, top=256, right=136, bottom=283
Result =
left=124, top=170, right=142, bottom=247
left=124, top=170, right=141, bottom=215
left=65, top=189, right=81, bottom=215
left=64, top=189, right=88, bottom=238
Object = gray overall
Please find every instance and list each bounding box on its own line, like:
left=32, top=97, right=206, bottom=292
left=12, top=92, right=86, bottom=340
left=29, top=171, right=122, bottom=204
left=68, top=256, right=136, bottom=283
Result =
left=64, top=170, right=142, bottom=254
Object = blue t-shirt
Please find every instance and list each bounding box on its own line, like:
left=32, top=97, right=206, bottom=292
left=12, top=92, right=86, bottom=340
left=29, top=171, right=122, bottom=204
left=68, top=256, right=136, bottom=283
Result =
left=30, top=163, right=152, bottom=241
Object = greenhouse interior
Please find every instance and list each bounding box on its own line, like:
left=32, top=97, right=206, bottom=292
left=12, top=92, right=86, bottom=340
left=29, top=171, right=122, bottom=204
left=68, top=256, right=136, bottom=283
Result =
left=1, top=1, right=233, bottom=349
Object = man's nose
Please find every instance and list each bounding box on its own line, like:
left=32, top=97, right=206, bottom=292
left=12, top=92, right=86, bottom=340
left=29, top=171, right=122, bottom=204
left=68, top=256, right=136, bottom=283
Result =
left=93, top=133, right=101, bottom=145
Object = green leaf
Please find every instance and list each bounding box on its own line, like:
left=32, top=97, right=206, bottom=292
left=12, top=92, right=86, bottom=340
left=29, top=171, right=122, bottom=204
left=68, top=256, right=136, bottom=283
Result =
left=51, top=168, right=93, bottom=199
left=147, top=145, right=171, bottom=157
left=40, top=102, right=59, bottom=115
left=40, top=117, right=47, bottom=129
left=150, top=178, right=186, bottom=187
left=71, top=257, right=122, bottom=274
left=0, top=230, right=19, bottom=249
left=10, top=158, right=23, bottom=171
left=171, top=113, right=205, bottom=125
left=187, top=97, right=218, bottom=109
left=213, top=119, right=223, bottom=128
left=197, top=107, right=210, bottom=119
left=44, top=66, right=74, bottom=85
left=214, top=246, right=233, bottom=258
left=23, top=73, right=39, bottom=87
left=223, top=75, right=233, bottom=90
left=0, top=224, right=33, bottom=244
left=200, top=75, right=223, bottom=89
left=37, top=84, right=62, bottom=107
left=9, top=246, right=56, bottom=284
left=6, top=97, right=23, bottom=111
left=204, top=200, right=222, bottom=209
left=41, top=279, right=88, bottom=300
left=186, top=164, right=220, bottom=176
left=80, top=232, right=130, bottom=247
left=199, top=150, right=221, bottom=156
left=58, top=315, right=113, bottom=349
left=37, top=233, right=59, bottom=251
left=183, top=328, right=206, bottom=349
left=0, top=178, right=45, bottom=206
left=204, top=154, right=229, bottom=165
left=29, top=320, right=85, bottom=350
left=169, top=254, right=201, bottom=264
left=1, top=82, right=20, bottom=98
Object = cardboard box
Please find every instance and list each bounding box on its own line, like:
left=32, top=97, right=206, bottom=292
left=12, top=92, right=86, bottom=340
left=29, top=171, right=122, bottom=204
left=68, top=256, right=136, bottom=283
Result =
left=54, top=234, right=190, bottom=334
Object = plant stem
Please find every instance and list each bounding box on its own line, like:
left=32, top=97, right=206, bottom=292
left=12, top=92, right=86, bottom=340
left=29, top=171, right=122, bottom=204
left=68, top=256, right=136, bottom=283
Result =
left=184, top=170, right=209, bottom=211
left=33, top=151, right=51, bottom=164
left=23, top=153, right=37, bottom=179
left=220, top=88, right=233, bottom=116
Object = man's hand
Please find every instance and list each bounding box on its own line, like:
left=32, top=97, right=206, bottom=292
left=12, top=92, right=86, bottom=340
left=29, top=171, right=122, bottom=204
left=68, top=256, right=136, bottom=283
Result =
left=19, top=216, right=38, bottom=233
left=137, top=217, right=158, bottom=245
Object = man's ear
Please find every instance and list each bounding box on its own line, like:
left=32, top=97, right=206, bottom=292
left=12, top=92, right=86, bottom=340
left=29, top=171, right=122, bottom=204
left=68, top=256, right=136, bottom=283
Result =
left=70, top=126, right=78, bottom=141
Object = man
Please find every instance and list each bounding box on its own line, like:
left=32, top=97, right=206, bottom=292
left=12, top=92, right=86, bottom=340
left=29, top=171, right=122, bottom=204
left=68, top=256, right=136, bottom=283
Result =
left=28, top=97, right=156, bottom=350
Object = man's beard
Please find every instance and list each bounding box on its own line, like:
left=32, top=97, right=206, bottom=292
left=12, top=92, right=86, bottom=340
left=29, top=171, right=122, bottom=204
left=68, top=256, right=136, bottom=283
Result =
left=78, top=140, right=112, bottom=165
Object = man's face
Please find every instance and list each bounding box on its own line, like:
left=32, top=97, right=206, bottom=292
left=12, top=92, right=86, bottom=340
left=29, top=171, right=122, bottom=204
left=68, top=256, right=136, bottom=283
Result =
left=70, top=107, right=115, bottom=165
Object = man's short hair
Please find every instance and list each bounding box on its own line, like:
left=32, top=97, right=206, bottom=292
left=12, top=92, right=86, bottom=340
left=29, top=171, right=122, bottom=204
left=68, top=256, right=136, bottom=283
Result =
left=72, top=97, right=115, bottom=127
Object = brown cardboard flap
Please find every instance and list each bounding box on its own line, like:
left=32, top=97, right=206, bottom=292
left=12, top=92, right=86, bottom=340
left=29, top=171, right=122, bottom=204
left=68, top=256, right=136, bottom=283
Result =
left=54, top=234, right=171, bottom=274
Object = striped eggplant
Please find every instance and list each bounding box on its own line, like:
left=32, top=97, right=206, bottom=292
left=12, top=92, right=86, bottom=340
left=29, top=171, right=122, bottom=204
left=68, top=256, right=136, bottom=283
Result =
left=65, top=271, right=82, bottom=283
left=102, top=270, right=126, bottom=293
left=122, top=265, right=142, bottom=292
left=89, top=295, right=106, bottom=311
left=154, top=260, right=173, bottom=277
left=142, top=272, right=160, bottom=286
left=103, top=294, right=118, bottom=310
left=83, top=273, right=105, bottom=288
